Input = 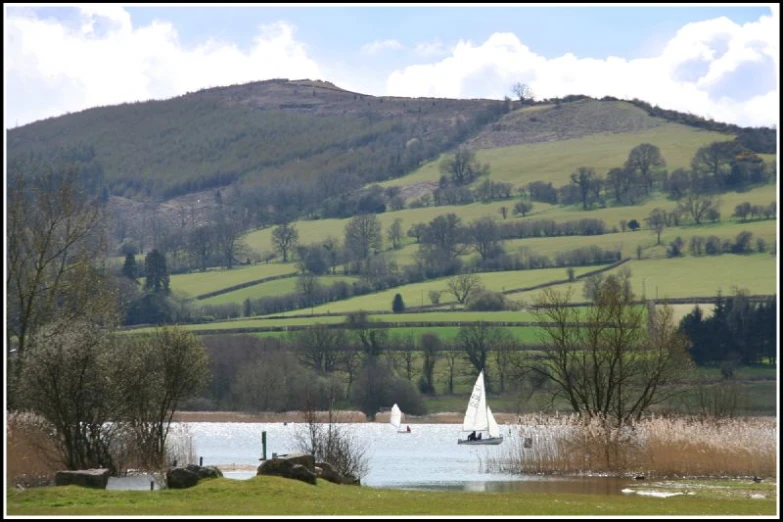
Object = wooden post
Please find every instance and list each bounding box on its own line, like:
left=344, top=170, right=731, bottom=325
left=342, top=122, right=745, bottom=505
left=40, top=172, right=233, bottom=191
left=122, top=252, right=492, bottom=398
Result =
left=150, top=480, right=154, bottom=491
left=199, top=456, right=203, bottom=466
left=262, top=431, right=267, bottom=461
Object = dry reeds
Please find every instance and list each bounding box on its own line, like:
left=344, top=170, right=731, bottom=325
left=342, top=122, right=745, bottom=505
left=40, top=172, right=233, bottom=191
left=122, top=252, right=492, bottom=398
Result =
left=486, top=413, right=777, bottom=479
left=6, top=411, right=60, bottom=487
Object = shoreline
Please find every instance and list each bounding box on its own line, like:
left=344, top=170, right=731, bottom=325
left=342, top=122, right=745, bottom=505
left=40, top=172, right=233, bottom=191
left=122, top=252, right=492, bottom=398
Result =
left=171, top=410, right=525, bottom=424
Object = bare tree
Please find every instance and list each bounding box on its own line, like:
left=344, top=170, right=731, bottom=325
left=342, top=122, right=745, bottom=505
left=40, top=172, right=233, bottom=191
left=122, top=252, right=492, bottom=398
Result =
left=428, top=290, right=443, bottom=305
left=290, top=325, right=346, bottom=374
left=419, top=333, right=442, bottom=394
left=344, top=214, right=383, bottom=268
left=677, top=191, right=720, bottom=225
left=467, top=217, right=504, bottom=261
left=458, top=323, right=506, bottom=392
left=447, top=273, right=482, bottom=305
left=386, top=218, right=404, bottom=250
left=439, top=148, right=489, bottom=186
left=7, top=163, right=116, bottom=393
left=271, top=222, right=299, bottom=262
left=511, top=82, right=534, bottom=103
left=645, top=208, right=667, bottom=245
left=528, top=273, right=692, bottom=427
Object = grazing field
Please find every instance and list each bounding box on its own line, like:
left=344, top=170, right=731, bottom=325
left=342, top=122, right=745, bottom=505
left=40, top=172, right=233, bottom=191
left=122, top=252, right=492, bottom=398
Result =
left=274, top=265, right=604, bottom=315
left=380, top=121, right=734, bottom=189
left=6, top=476, right=776, bottom=516
left=166, top=262, right=298, bottom=297
left=198, top=275, right=360, bottom=306
left=524, top=254, right=777, bottom=304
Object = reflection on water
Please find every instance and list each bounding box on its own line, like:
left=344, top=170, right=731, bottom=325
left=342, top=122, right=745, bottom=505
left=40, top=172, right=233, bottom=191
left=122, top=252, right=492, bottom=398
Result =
left=162, top=422, right=635, bottom=496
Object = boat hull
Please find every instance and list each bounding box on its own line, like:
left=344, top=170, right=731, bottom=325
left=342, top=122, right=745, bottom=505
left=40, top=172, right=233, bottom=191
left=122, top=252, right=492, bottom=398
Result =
left=457, top=436, right=504, bottom=445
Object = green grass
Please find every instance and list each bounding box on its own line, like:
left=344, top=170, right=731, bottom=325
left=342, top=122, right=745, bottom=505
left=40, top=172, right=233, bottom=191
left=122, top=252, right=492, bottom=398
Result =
left=166, top=263, right=298, bottom=297
left=381, top=121, right=734, bottom=189
left=273, top=265, right=603, bottom=316
left=524, top=254, right=777, bottom=304
left=6, top=476, right=776, bottom=516
left=198, top=275, right=360, bottom=306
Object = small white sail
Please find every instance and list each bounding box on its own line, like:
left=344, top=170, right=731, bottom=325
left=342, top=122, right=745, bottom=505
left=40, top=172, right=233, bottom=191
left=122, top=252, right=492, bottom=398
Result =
left=390, top=403, right=402, bottom=429
left=486, top=406, right=500, bottom=438
left=462, top=371, right=489, bottom=432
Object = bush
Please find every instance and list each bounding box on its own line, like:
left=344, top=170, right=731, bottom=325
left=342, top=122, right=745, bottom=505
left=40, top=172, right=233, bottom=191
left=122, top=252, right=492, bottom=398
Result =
left=466, top=290, right=506, bottom=311
left=392, top=293, right=405, bottom=313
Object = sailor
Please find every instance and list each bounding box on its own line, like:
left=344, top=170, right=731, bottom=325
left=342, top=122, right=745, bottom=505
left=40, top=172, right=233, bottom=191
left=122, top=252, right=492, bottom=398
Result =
left=406, top=425, right=411, bottom=432
left=477, top=433, right=482, bottom=440
left=468, top=431, right=476, bottom=441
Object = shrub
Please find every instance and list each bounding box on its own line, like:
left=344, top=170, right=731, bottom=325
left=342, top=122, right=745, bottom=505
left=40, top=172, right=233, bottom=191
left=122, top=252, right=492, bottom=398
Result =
left=392, top=293, right=405, bottom=313
left=466, top=290, right=506, bottom=311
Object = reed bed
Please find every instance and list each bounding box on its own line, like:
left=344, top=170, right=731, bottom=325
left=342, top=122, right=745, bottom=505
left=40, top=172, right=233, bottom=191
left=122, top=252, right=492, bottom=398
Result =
left=485, top=413, right=777, bottom=479
left=6, top=411, right=60, bottom=487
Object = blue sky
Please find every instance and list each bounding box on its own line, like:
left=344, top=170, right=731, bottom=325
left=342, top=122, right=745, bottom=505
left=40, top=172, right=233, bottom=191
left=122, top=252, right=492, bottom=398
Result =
left=4, top=4, right=779, bottom=127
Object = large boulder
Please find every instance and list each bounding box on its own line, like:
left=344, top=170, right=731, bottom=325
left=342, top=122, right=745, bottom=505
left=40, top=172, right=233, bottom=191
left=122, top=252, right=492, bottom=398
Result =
left=55, top=468, right=110, bottom=489
left=166, top=467, right=199, bottom=489
left=314, top=461, right=360, bottom=486
left=185, top=464, right=223, bottom=480
left=257, top=453, right=317, bottom=485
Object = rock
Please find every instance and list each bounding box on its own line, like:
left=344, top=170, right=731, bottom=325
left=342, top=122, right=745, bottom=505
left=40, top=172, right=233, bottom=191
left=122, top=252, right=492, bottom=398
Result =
left=314, top=461, right=360, bottom=486
left=257, top=453, right=317, bottom=485
left=185, top=464, right=223, bottom=480
left=166, top=467, right=199, bottom=489
left=55, top=468, right=110, bottom=489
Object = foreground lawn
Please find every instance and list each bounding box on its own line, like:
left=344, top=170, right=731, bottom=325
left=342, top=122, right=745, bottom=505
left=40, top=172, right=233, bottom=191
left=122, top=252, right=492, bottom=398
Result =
left=7, top=476, right=776, bottom=516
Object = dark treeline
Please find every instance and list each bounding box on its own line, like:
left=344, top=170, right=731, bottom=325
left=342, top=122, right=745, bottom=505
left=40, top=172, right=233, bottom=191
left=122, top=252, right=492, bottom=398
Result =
left=679, top=291, right=777, bottom=368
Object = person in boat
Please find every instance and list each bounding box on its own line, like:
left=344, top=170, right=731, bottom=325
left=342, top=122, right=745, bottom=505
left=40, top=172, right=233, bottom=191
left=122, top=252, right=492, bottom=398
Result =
left=467, top=431, right=477, bottom=441
left=406, top=425, right=411, bottom=432
left=477, top=433, right=482, bottom=440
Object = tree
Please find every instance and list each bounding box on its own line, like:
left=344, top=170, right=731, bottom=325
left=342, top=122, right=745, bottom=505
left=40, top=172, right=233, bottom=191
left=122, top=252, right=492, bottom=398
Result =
left=418, top=333, right=441, bottom=394
left=122, top=253, right=139, bottom=282
left=513, top=201, right=533, bottom=217
left=344, top=214, right=382, bottom=267
left=144, top=249, right=170, bottom=294
left=625, top=143, right=666, bottom=195
left=113, top=327, right=210, bottom=469
left=677, top=191, right=719, bottom=225
left=290, top=325, right=346, bottom=374
left=733, top=202, right=752, bottom=221
left=645, top=208, right=667, bottom=245
left=296, top=273, right=322, bottom=305
left=387, top=218, right=404, bottom=250
left=499, top=206, right=508, bottom=219
left=271, top=223, right=299, bottom=262
left=458, top=323, right=507, bottom=392
left=392, top=293, right=406, bottom=313
left=446, top=273, right=482, bottom=304
left=511, top=82, right=534, bottom=103
left=529, top=274, right=692, bottom=427
left=20, top=319, right=120, bottom=471
left=691, top=141, right=737, bottom=182
left=7, top=163, right=114, bottom=375
left=407, top=223, right=427, bottom=244
left=428, top=290, right=443, bottom=305
left=213, top=204, right=247, bottom=269
left=627, top=219, right=641, bottom=231
left=570, top=167, right=599, bottom=209
left=439, top=148, right=489, bottom=186
left=467, top=216, right=504, bottom=261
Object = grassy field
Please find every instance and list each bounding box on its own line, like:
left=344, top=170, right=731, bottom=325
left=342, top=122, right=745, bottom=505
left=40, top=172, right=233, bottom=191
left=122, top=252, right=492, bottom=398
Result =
left=6, top=476, right=776, bottom=516
left=380, top=121, right=734, bottom=189
left=523, top=254, right=777, bottom=304
left=166, top=262, right=298, bottom=297
left=198, top=275, right=359, bottom=306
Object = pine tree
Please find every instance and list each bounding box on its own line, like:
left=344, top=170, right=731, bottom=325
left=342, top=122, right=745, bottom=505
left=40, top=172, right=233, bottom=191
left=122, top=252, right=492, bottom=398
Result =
left=144, top=249, right=170, bottom=294
left=392, top=293, right=405, bottom=313
left=121, top=253, right=138, bottom=282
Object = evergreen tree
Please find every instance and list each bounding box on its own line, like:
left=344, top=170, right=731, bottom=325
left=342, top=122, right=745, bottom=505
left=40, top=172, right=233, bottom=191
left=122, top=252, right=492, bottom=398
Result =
left=144, top=249, right=170, bottom=294
left=392, top=293, right=406, bottom=313
left=122, top=253, right=138, bottom=282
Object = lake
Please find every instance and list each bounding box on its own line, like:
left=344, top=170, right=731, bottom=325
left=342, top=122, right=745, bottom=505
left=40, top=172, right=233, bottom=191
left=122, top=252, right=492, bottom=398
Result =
left=159, top=421, right=636, bottom=495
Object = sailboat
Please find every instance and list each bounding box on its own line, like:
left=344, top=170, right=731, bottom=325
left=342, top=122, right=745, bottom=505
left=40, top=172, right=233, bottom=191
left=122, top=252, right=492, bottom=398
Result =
left=457, top=371, right=504, bottom=445
left=389, top=403, right=411, bottom=434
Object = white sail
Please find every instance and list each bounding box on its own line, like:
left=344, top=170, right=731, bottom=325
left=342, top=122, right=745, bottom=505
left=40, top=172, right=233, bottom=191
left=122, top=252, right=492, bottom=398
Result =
left=390, top=403, right=402, bottom=429
left=487, top=406, right=500, bottom=438
left=462, top=371, right=489, bottom=432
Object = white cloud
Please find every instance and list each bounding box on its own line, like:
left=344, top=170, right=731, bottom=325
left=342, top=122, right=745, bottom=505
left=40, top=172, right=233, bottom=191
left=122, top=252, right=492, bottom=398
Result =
left=360, top=39, right=403, bottom=55
left=5, top=7, right=322, bottom=127
left=414, top=40, right=447, bottom=57
left=386, top=15, right=779, bottom=127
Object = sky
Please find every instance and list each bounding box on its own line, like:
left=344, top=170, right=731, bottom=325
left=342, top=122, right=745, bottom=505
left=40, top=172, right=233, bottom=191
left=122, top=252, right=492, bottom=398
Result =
left=3, top=4, right=779, bottom=128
